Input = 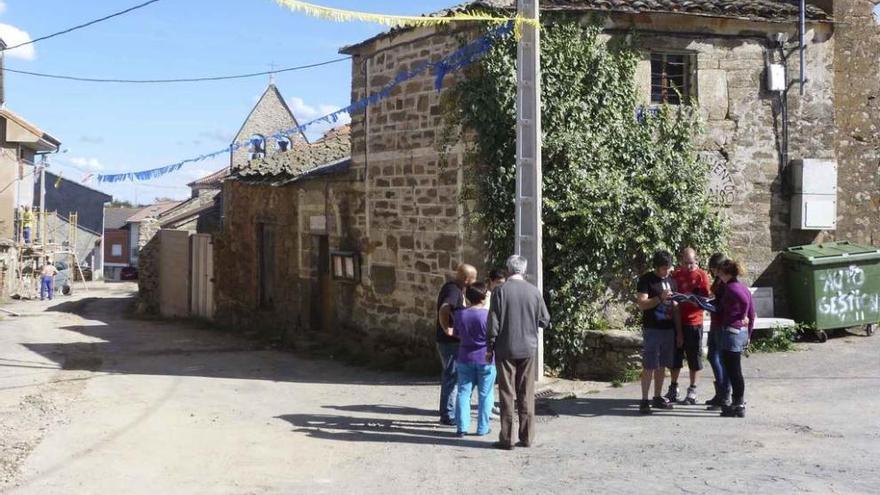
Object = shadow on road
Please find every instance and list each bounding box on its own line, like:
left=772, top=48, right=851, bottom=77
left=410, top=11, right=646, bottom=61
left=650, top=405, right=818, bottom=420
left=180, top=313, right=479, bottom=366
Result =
left=276, top=413, right=495, bottom=448
left=13, top=294, right=435, bottom=388
left=321, top=404, right=437, bottom=416
left=545, top=397, right=722, bottom=418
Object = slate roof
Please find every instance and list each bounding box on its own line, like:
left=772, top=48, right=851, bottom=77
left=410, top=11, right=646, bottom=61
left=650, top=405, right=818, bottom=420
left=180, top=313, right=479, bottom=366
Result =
left=104, top=207, right=141, bottom=229
left=341, top=0, right=831, bottom=53
left=234, top=125, right=352, bottom=184
left=125, top=201, right=182, bottom=223
left=160, top=199, right=219, bottom=228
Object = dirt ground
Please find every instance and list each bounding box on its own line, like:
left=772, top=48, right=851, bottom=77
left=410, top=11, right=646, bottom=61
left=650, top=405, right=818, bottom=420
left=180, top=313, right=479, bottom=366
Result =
left=1, top=283, right=878, bottom=494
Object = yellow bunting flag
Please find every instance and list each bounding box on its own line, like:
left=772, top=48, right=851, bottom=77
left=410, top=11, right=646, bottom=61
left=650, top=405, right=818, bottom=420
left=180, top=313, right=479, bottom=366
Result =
left=272, top=0, right=538, bottom=30
left=54, top=174, right=63, bottom=189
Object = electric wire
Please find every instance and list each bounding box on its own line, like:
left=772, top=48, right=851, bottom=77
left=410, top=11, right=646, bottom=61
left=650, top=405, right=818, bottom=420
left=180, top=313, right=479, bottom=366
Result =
left=2, top=0, right=164, bottom=52
left=2, top=57, right=352, bottom=84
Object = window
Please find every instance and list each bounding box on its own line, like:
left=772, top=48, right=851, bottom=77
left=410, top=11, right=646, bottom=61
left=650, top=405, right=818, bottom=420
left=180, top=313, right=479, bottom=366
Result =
left=330, top=251, right=359, bottom=282
left=650, top=52, right=694, bottom=105
left=249, top=134, right=266, bottom=160
left=276, top=135, right=291, bottom=153
left=111, top=244, right=122, bottom=257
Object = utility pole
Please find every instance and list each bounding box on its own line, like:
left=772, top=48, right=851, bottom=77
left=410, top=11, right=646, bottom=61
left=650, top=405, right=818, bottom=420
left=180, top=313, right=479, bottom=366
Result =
left=515, top=0, right=543, bottom=379
left=39, top=155, right=46, bottom=246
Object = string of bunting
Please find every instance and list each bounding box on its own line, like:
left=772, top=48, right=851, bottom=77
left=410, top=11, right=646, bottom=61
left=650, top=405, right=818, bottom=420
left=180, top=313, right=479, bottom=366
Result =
left=272, top=0, right=538, bottom=30
left=97, top=22, right=514, bottom=184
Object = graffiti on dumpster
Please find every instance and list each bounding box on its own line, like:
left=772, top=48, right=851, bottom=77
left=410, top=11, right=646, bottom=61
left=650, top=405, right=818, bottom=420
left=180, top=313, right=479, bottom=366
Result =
left=817, top=265, right=880, bottom=323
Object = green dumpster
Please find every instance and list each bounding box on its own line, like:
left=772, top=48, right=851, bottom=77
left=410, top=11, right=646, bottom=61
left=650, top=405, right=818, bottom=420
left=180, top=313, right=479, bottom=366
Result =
left=782, top=241, right=880, bottom=340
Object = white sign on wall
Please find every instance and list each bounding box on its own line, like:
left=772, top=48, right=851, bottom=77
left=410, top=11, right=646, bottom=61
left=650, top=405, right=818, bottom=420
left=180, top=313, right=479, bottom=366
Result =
left=309, top=215, right=327, bottom=233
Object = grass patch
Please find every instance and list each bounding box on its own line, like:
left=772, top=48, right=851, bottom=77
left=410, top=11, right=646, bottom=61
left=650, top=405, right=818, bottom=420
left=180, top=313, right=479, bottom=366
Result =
left=611, top=367, right=642, bottom=387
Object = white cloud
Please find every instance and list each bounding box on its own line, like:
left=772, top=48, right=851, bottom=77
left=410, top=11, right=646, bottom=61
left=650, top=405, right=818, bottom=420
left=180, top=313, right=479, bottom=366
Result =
left=68, top=157, right=104, bottom=172
left=286, top=96, right=351, bottom=140
left=0, top=23, right=35, bottom=60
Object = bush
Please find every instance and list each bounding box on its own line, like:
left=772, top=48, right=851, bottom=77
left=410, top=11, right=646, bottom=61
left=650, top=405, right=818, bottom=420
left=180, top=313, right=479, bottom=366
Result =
left=748, top=324, right=807, bottom=353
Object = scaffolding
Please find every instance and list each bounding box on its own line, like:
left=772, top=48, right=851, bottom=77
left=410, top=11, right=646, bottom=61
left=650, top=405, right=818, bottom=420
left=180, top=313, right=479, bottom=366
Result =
left=12, top=211, right=89, bottom=299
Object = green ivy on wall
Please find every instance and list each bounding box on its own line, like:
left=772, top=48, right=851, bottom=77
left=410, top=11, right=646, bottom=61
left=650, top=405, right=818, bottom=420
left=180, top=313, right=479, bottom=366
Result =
left=442, top=20, right=729, bottom=375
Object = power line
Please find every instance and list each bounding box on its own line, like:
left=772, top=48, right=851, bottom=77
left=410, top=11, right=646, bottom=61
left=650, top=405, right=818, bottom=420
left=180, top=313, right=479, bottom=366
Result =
left=3, top=57, right=352, bottom=84
left=2, top=0, right=164, bottom=53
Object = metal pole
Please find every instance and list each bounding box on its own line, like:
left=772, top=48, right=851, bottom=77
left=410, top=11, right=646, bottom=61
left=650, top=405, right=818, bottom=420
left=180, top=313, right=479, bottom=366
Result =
left=799, top=0, right=805, bottom=96
left=39, top=157, right=46, bottom=245
left=515, top=0, right=543, bottom=379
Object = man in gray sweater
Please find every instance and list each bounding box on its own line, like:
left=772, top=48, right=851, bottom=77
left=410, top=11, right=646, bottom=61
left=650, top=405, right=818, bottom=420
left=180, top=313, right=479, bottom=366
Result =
left=487, top=255, right=550, bottom=450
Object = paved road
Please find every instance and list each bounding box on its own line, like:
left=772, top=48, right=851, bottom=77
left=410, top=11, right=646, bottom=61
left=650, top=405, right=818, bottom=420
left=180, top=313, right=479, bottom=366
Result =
left=1, top=283, right=878, bottom=494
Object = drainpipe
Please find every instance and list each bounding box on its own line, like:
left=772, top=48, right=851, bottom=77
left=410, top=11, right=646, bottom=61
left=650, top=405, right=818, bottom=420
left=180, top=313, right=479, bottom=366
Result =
left=362, top=54, right=372, bottom=281
left=799, top=0, right=806, bottom=96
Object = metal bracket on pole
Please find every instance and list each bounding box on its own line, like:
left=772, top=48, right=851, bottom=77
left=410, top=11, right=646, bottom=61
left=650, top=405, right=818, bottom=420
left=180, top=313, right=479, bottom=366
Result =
left=515, top=0, right=543, bottom=380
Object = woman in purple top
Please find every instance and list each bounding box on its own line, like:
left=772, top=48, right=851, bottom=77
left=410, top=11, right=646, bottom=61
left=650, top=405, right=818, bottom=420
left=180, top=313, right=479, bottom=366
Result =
left=716, top=260, right=756, bottom=418
left=452, top=282, right=496, bottom=437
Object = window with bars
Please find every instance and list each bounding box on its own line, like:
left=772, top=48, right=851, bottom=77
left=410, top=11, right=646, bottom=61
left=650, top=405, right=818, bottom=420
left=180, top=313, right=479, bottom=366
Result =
left=650, top=52, right=695, bottom=105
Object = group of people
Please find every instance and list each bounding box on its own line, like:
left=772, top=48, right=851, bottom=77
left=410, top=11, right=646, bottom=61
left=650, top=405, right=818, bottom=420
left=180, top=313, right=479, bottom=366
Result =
left=637, top=248, right=755, bottom=417
left=435, top=255, right=550, bottom=450
left=433, top=246, right=754, bottom=449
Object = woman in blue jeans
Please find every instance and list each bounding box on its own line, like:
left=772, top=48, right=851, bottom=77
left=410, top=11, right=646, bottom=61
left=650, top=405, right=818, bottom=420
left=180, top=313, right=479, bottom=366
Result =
left=716, top=259, right=755, bottom=418
left=452, top=282, right=496, bottom=437
left=705, top=253, right=729, bottom=410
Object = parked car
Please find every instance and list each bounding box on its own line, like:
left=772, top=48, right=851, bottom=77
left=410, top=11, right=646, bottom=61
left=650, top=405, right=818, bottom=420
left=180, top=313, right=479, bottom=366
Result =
left=120, top=266, right=139, bottom=281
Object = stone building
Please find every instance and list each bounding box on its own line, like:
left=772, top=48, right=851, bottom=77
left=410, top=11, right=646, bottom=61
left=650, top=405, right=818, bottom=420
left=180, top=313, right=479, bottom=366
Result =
left=230, top=84, right=309, bottom=170
left=214, top=126, right=358, bottom=337
left=215, top=1, right=880, bottom=366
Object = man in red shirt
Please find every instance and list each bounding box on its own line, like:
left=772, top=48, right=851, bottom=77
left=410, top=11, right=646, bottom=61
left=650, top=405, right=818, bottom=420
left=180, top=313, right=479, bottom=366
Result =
left=667, top=247, right=711, bottom=404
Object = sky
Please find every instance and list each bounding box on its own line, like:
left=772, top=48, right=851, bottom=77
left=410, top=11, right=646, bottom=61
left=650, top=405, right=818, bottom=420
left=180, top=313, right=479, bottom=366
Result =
left=1, top=2, right=879, bottom=205
left=0, top=0, right=453, bottom=204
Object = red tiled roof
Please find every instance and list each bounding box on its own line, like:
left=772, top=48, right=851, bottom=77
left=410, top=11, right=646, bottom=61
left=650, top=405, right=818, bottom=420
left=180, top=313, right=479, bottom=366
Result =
left=187, top=166, right=230, bottom=188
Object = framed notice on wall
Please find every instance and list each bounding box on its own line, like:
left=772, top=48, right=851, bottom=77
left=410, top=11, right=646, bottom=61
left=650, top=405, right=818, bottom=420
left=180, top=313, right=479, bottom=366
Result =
left=330, top=251, right=359, bottom=282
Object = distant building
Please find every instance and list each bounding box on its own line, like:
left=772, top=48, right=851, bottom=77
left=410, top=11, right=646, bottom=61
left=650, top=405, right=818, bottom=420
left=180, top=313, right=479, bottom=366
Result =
left=158, top=167, right=227, bottom=234
left=102, top=201, right=179, bottom=280
left=33, top=171, right=112, bottom=275
left=103, top=207, right=140, bottom=279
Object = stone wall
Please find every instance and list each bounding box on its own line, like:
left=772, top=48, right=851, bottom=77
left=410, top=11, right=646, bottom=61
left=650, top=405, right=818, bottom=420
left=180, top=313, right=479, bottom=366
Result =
left=214, top=172, right=364, bottom=332
left=136, top=218, right=161, bottom=314
left=832, top=0, right=880, bottom=245
left=345, top=26, right=481, bottom=347
left=574, top=330, right=643, bottom=381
